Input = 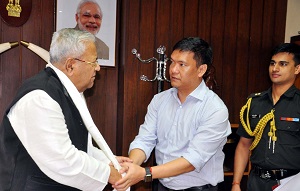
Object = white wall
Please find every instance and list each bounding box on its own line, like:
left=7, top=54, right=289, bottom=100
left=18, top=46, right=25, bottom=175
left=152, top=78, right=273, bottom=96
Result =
left=285, top=0, right=300, bottom=42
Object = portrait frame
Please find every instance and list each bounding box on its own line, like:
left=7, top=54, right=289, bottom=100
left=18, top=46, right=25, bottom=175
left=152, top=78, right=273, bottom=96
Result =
left=56, top=0, right=117, bottom=67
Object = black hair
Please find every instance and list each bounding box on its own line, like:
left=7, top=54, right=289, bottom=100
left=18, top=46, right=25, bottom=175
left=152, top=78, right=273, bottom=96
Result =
left=271, top=43, right=300, bottom=66
left=172, top=37, right=213, bottom=68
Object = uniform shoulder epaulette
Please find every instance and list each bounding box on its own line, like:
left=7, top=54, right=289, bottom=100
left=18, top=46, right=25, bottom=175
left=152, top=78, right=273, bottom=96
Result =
left=247, top=91, right=266, bottom=99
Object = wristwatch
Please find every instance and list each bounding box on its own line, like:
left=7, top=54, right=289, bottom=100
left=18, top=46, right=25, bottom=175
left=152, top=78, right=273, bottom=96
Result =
left=144, top=167, right=152, bottom=182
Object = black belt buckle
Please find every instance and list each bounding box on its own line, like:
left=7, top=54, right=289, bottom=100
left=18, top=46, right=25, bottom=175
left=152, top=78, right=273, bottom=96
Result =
left=253, top=165, right=274, bottom=179
left=260, top=170, right=273, bottom=179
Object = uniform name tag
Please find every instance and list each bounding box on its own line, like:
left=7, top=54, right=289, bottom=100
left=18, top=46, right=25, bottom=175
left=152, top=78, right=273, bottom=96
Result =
left=251, top=114, right=261, bottom=118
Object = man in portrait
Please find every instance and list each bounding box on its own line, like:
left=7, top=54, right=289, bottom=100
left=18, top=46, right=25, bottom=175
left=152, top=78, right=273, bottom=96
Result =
left=75, top=0, right=109, bottom=60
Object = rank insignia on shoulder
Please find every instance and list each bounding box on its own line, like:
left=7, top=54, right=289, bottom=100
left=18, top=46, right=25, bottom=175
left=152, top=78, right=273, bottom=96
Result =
left=247, top=92, right=262, bottom=99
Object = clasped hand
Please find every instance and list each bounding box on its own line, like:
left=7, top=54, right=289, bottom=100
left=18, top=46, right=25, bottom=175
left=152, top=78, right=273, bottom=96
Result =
left=112, top=162, right=146, bottom=191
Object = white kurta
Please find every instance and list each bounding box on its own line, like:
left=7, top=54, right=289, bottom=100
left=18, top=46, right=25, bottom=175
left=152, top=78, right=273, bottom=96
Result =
left=8, top=90, right=111, bottom=191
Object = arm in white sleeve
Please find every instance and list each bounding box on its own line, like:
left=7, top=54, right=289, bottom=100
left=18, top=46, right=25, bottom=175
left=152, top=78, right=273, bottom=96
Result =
left=8, top=90, right=110, bottom=191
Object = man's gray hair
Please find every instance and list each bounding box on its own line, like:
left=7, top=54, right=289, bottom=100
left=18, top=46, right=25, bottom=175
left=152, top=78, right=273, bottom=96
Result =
left=76, top=0, right=103, bottom=19
left=49, top=28, right=95, bottom=63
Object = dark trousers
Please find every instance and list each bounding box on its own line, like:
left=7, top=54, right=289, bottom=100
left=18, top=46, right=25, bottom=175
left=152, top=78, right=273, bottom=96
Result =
left=157, top=180, right=218, bottom=191
left=247, top=170, right=278, bottom=191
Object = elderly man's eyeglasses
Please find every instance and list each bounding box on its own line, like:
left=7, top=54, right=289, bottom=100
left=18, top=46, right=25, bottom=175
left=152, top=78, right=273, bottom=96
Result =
left=74, top=58, right=98, bottom=68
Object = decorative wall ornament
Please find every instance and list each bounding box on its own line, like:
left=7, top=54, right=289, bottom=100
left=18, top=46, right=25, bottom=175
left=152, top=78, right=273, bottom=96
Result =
left=20, top=41, right=49, bottom=63
left=0, top=41, right=19, bottom=54
left=0, top=0, right=32, bottom=27
left=6, top=0, right=22, bottom=17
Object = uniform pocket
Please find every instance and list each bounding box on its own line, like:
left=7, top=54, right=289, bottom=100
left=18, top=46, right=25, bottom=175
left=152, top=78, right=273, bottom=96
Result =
left=276, top=121, right=300, bottom=145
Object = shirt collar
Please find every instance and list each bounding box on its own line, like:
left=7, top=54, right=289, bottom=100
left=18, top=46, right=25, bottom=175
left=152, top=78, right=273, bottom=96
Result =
left=266, top=85, right=299, bottom=100
left=281, top=85, right=300, bottom=98
left=171, top=80, right=208, bottom=101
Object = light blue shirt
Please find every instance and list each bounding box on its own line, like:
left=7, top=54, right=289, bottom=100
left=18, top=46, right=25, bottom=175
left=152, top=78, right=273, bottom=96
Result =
left=129, top=81, right=231, bottom=189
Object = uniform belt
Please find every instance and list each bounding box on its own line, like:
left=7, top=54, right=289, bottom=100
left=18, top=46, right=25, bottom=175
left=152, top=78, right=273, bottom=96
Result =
left=163, top=184, right=215, bottom=191
left=253, top=165, right=299, bottom=180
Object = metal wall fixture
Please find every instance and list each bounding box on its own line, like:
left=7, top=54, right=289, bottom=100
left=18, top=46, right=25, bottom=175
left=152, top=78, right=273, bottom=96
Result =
left=132, top=45, right=170, bottom=93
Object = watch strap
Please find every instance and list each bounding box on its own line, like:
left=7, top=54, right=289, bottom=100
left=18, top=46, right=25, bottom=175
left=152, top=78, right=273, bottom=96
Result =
left=144, top=167, right=152, bottom=182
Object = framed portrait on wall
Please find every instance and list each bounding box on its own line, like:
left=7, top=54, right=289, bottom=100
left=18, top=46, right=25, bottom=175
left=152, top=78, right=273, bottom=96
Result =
left=56, top=0, right=117, bottom=67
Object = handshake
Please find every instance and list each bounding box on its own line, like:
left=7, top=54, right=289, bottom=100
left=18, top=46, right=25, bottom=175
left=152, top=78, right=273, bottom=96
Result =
left=109, top=156, right=151, bottom=191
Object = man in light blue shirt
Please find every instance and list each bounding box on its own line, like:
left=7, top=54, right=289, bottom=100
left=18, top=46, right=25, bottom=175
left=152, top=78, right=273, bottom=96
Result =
left=113, top=37, right=231, bottom=191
